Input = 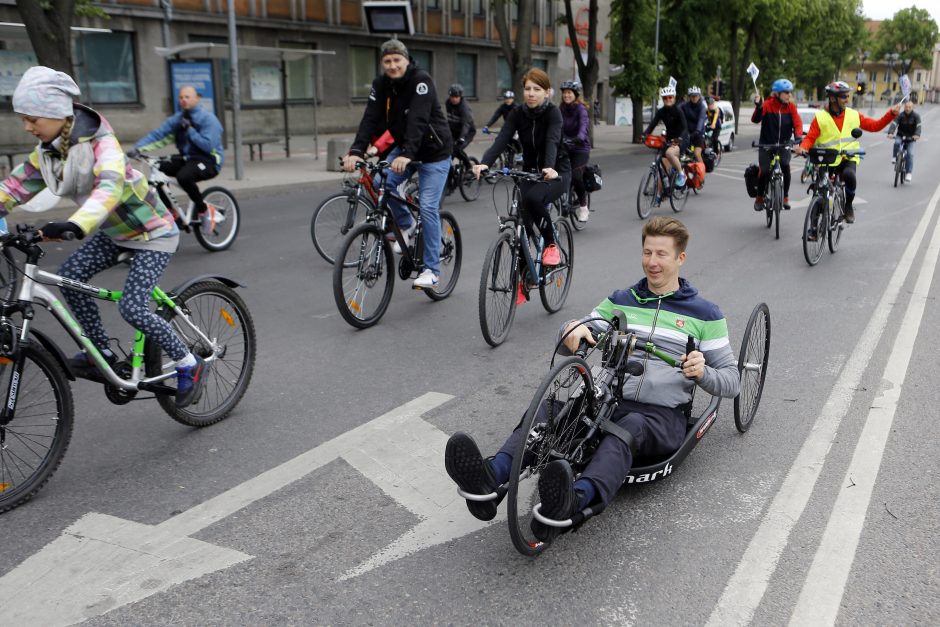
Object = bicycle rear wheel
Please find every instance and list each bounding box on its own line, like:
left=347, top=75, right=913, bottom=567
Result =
left=311, top=191, right=373, bottom=265
left=894, top=154, right=903, bottom=187
left=828, top=188, right=844, bottom=254
left=194, top=187, right=240, bottom=252
left=459, top=157, right=482, bottom=201
left=333, top=223, right=395, bottom=328
left=670, top=179, right=689, bottom=213
left=147, top=281, right=256, bottom=427
left=508, top=356, right=594, bottom=556
left=0, top=344, right=74, bottom=513
left=636, top=168, right=657, bottom=219
left=478, top=230, right=519, bottom=347
left=539, top=219, right=573, bottom=313
left=734, top=302, right=770, bottom=433
left=424, top=211, right=462, bottom=301
left=802, top=197, right=827, bottom=266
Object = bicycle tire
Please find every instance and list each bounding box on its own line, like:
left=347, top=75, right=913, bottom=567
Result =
left=423, top=210, right=462, bottom=301
left=636, top=168, right=657, bottom=219
left=508, top=356, right=594, bottom=556
left=478, top=230, right=519, bottom=347
left=802, top=197, right=827, bottom=266
left=146, top=281, right=256, bottom=427
left=569, top=184, right=587, bottom=232
left=333, top=223, right=395, bottom=328
left=0, top=343, right=74, bottom=513
left=194, top=186, right=240, bottom=252
left=459, top=157, right=483, bottom=202
left=894, top=154, right=902, bottom=187
left=828, top=188, right=844, bottom=254
left=773, top=176, right=783, bottom=240
left=310, top=191, right=374, bottom=265
left=765, top=198, right=773, bottom=229
left=734, top=302, right=770, bottom=433
left=713, top=142, right=722, bottom=168
left=669, top=172, right=688, bottom=213
left=539, top=219, right=574, bottom=313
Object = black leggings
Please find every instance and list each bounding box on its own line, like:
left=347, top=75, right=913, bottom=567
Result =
left=569, top=150, right=590, bottom=207
left=159, top=155, right=218, bottom=212
left=757, top=148, right=792, bottom=197
left=833, top=161, right=857, bottom=207
left=519, top=176, right=568, bottom=246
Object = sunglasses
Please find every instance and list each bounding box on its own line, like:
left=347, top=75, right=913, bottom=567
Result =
left=837, top=95, right=849, bottom=100
left=663, top=96, right=675, bottom=100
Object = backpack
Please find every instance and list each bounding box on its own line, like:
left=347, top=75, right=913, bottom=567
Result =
left=703, top=148, right=717, bottom=173
left=744, top=163, right=760, bottom=198
left=583, top=164, right=603, bottom=192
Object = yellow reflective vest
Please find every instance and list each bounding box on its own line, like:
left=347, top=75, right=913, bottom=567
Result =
left=813, top=108, right=861, bottom=165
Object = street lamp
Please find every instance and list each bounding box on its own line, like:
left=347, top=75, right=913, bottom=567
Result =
left=884, top=52, right=899, bottom=102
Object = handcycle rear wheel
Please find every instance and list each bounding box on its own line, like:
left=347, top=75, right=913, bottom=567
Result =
left=636, top=168, right=657, bottom=219
left=147, top=281, right=257, bottom=427
left=802, top=197, right=827, bottom=266
left=0, top=344, right=74, bottom=513
left=734, top=302, right=770, bottom=433
left=194, top=186, right=240, bottom=252
left=423, top=211, right=462, bottom=301
left=310, top=191, right=373, bottom=265
left=478, top=230, right=519, bottom=347
left=508, top=356, right=594, bottom=556
left=539, top=219, right=574, bottom=313
left=332, top=223, right=395, bottom=328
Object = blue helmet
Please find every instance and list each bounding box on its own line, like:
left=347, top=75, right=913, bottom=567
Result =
left=772, top=78, right=793, bottom=93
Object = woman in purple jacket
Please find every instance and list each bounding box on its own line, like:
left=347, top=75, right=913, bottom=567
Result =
left=559, top=80, right=591, bottom=222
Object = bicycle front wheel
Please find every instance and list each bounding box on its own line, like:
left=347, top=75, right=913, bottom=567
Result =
left=894, top=155, right=903, bottom=187
left=194, top=186, right=240, bottom=252
left=802, top=197, right=827, bottom=266
left=459, top=157, right=482, bottom=202
left=670, top=178, right=689, bottom=213
left=147, top=281, right=256, bottom=427
left=828, top=189, right=844, bottom=254
left=508, top=356, right=594, bottom=556
left=478, top=230, right=519, bottom=347
left=734, top=302, right=770, bottom=433
left=773, top=177, right=783, bottom=240
left=539, top=219, right=573, bottom=313
left=424, top=211, right=462, bottom=301
left=311, top=192, right=373, bottom=265
left=636, top=168, right=657, bottom=219
left=0, top=344, right=74, bottom=513
left=333, top=223, right=395, bottom=328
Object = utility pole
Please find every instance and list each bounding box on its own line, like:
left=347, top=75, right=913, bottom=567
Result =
left=227, top=0, right=243, bottom=180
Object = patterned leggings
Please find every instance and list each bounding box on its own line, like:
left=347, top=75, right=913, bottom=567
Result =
left=58, top=232, right=189, bottom=360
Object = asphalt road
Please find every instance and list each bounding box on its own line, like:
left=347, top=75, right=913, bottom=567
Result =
left=1, top=111, right=938, bottom=626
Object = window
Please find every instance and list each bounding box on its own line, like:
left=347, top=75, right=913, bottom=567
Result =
left=190, top=34, right=230, bottom=102
left=351, top=46, right=377, bottom=98
left=915, top=71, right=922, bottom=82
left=411, top=49, right=432, bottom=73
left=451, top=0, right=462, bottom=12
left=0, top=28, right=37, bottom=104
left=473, top=0, right=485, bottom=15
left=497, top=57, right=511, bottom=93
left=456, top=53, right=477, bottom=98
left=869, top=71, right=876, bottom=82
left=73, top=31, right=138, bottom=104
left=427, top=0, right=440, bottom=8
left=281, top=41, right=318, bottom=100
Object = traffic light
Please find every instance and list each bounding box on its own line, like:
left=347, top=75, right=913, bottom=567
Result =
left=710, top=79, right=725, bottom=98
left=857, top=82, right=865, bottom=94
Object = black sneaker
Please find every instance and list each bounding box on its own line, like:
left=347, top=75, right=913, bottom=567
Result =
left=67, top=350, right=117, bottom=381
left=176, top=356, right=208, bottom=408
left=444, top=432, right=502, bottom=521
left=843, top=204, right=855, bottom=224
left=531, top=460, right=577, bottom=543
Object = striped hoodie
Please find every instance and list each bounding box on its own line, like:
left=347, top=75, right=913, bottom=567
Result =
left=564, top=277, right=739, bottom=408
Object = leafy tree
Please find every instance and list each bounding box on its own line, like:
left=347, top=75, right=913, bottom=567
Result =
left=610, top=0, right=658, bottom=141
left=15, top=0, right=107, bottom=74
left=492, top=0, right=536, bottom=95
left=872, top=6, right=939, bottom=75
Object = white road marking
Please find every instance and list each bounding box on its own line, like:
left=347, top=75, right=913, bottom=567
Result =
left=705, top=179, right=940, bottom=626
left=789, top=181, right=940, bottom=626
left=0, top=392, right=484, bottom=624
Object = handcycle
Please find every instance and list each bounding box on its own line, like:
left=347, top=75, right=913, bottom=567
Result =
left=0, top=225, right=256, bottom=513
left=637, top=134, right=689, bottom=218
left=800, top=130, right=865, bottom=266
left=445, top=146, right=483, bottom=202
left=309, top=157, right=419, bottom=265
left=332, top=160, right=462, bottom=329
left=752, top=140, right=796, bottom=240
left=478, top=169, right=574, bottom=347
left=891, top=136, right=915, bottom=188
left=459, top=302, right=770, bottom=555
left=134, top=155, right=240, bottom=252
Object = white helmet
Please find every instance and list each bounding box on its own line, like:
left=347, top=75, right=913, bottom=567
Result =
left=688, top=85, right=702, bottom=95
left=660, top=86, right=676, bottom=97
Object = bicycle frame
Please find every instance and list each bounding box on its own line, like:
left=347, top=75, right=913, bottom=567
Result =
left=368, top=166, right=426, bottom=274
left=498, top=176, right=565, bottom=288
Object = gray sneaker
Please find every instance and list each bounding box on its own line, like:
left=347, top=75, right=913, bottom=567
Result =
left=391, top=221, right=417, bottom=255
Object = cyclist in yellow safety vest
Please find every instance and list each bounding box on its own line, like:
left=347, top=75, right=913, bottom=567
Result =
left=795, top=81, right=898, bottom=224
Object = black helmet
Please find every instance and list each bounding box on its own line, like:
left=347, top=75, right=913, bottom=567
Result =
left=825, top=81, right=852, bottom=96
left=560, top=80, right=582, bottom=95
left=448, top=83, right=464, bottom=97
left=503, top=90, right=515, bottom=99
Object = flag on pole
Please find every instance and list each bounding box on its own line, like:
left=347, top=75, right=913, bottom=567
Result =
left=746, top=62, right=759, bottom=88
left=668, top=76, right=677, bottom=90
left=899, top=74, right=912, bottom=97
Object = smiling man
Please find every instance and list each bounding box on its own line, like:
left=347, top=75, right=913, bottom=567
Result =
left=444, top=216, right=740, bottom=544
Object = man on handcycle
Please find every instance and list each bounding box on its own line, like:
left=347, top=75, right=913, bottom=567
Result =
left=445, top=217, right=739, bottom=542
left=642, top=86, right=689, bottom=188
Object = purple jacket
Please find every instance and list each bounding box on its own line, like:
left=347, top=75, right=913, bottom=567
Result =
left=560, top=102, right=591, bottom=153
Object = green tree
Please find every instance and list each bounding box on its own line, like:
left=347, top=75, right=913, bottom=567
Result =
left=15, top=0, right=107, bottom=74
left=610, top=0, right=658, bottom=141
left=872, top=6, right=939, bottom=75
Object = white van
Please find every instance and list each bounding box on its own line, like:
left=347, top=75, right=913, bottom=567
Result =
left=714, top=101, right=737, bottom=151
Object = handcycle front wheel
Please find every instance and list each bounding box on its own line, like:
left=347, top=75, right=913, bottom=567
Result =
left=734, top=302, right=770, bottom=433
left=147, top=280, right=257, bottom=427
left=332, top=223, right=395, bottom=328
left=423, top=211, right=462, bottom=301
left=194, top=186, right=241, bottom=252
left=508, top=355, right=594, bottom=556
left=478, top=230, right=519, bottom=347
left=0, top=344, right=75, bottom=513
left=539, top=219, right=574, bottom=313
left=310, top=191, right=373, bottom=265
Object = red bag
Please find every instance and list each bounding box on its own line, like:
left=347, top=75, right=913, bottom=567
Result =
left=686, top=162, right=706, bottom=189
left=369, top=130, right=395, bottom=157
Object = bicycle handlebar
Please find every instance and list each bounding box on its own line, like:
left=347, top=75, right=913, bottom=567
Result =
left=752, top=140, right=799, bottom=149
left=490, top=167, right=544, bottom=182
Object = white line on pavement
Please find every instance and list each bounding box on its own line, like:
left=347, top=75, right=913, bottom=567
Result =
left=789, top=180, right=940, bottom=626
left=705, top=178, right=940, bottom=627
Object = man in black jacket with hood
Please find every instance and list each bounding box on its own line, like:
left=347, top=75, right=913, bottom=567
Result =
left=343, top=39, right=453, bottom=289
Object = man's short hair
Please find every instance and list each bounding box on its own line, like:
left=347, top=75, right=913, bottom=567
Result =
left=642, top=217, right=689, bottom=253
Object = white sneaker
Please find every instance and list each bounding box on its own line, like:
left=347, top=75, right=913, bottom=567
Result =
left=413, top=269, right=439, bottom=289
left=891, top=157, right=896, bottom=164
left=391, top=221, right=417, bottom=255
left=905, top=173, right=912, bottom=182
left=576, top=205, right=590, bottom=222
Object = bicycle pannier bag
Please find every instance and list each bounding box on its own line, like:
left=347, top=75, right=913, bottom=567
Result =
left=703, top=148, right=716, bottom=173
left=583, top=164, right=603, bottom=192
left=687, top=162, right=706, bottom=190
left=744, top=163, right=760, bottom=198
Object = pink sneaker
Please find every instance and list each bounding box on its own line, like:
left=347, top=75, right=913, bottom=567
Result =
left=542, top=244, right=561, bottom=266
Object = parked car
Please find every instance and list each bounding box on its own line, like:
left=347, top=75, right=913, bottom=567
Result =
left=715, top=101, right=736, bottom=151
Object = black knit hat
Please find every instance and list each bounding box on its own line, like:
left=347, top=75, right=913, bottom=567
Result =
left=380, top=39, right=409, bottom=59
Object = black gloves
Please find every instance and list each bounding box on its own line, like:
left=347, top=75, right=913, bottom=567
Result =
left=40, top=221, right=84, bottom=241
left=126, top=147, right=141, bottom=160
left=180, top=117, right=191, bottom=130
left=455, top=138, right=465, bottom=148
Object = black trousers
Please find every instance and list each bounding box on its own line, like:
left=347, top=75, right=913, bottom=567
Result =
left=159, top=155, right=218, bottom=211
left=757, top=148, right=792, bottom=197
left=519, top=175, right=568, bottom=246
left=832, top=161, right=857, bottom=206
left=569, top=150, right=590, bottom=207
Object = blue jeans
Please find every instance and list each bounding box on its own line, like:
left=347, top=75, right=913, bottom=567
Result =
left=384, top=147, right=448, bottom=275
left=893, top=137, right=914, bottom=174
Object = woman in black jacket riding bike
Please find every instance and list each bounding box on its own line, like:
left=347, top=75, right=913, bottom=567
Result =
left=473, top=68, right=571, bottom=267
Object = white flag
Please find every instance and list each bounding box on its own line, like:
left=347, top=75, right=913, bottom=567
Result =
left=668, top=76, right=677, bottom=90
left=746, top=62, right=759, bottom=83
left=899, top=74, right=912, bottom=97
